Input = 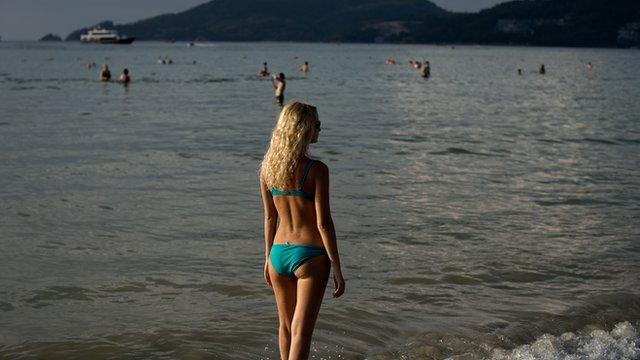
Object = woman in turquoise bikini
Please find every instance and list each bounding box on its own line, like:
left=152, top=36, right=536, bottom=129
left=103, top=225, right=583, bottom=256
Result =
left=260, top=102, right=345, bottom=359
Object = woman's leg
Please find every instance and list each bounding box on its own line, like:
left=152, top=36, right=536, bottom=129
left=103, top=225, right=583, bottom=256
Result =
left=289, top=255, right=330, bottom=359
left=269, top=264, right=297, bottom=360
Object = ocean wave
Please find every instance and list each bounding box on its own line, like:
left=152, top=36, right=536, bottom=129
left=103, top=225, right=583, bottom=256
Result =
left=10, top=86, right=37, bottom=91
left=429, top=147, right=504, bottom=157
left=367, top=321, right=640, bottom=360
left=186, top=77, right=237, bottom=83
left=369, top=294, right=640, bottom=359
left=492, top=321, right=639, bottom=360
left=535, top=198, right=622, bottom=207
left=615, top=138, right=640, bottom=145
left=5, top=77, right=91, bottom=83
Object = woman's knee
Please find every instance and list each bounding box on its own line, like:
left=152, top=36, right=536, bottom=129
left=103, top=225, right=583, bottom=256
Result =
left=279, top=322, right=292, bottom=336
left=291, top=326, right=314, bottom=340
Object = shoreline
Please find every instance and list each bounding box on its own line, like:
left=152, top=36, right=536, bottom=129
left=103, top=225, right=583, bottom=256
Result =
left=1, top=40, right=638, bottom=51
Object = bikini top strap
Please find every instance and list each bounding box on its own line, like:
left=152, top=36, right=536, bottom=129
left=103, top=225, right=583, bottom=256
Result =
left=299, top=160, right=315, bottom=190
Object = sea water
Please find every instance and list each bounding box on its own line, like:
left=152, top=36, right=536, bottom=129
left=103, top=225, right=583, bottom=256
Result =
left=1, top=42, right=639, bottom=359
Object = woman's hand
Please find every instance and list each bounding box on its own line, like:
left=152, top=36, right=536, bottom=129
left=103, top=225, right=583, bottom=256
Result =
left=264, top=260, right=272, bottom=288
left=332, top=263, right=345, bottom=298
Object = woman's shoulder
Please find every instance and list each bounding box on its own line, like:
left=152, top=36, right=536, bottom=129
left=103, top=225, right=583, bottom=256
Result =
left=310, top=159, right=329, bottom=175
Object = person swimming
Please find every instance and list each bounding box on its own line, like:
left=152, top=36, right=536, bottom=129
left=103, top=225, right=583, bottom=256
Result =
left=271, top=73, right=286, bottom=107
left=260, top=62, right=269, bottom=77
left=587, top=62, right=593, bottom=70
left=421, top=61, right=431, bottom=78
left=300, top=61, right=309, bottom=73
left=385, top=57, right=396, bottom=65
left=539, top=64, right=546, bottom=75
left=118, top=68, right=130, bottom=84
left=260, top=102, right=345, bottom=360
left=157, top=57, right=172, bottom=65
left=518, top=68, right=523, bottom=75
left=100, top=64, right=111, bottom=82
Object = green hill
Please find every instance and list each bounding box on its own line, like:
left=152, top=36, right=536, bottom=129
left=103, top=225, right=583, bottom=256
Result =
left=66, top=0, right=640, bottom=47
left=67, top=0, right=447, bottom=43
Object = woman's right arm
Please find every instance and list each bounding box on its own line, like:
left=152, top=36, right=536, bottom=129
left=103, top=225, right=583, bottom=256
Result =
left=314, top=162, right=345, bottom=298
left=260, top=179, right=277, bottom=288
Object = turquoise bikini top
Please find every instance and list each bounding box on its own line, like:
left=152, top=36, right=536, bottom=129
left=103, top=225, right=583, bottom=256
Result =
left=270, top=160, right=315, bottom=200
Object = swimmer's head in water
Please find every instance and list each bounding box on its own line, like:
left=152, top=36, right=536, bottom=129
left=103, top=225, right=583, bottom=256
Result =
left=123, top=69, right=129, bottom=75
left=261, top=102, right=318, bottom=189
left=279, top=73, right=285, bottom=80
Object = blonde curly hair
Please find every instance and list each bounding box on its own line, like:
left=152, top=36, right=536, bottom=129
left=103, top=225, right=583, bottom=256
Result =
left=261, top=102, right=318, bottom=189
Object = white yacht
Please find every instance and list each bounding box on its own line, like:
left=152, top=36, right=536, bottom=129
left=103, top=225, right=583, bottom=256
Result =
left=80, top=27, right=135, bottom=44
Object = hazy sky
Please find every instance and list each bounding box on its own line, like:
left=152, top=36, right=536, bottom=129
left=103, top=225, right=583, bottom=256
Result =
left=0, top=0, right=507, bottom=40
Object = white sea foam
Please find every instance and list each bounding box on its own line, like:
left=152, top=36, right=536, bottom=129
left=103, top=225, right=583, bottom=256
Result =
left=491, top=322, right=640, bottom=360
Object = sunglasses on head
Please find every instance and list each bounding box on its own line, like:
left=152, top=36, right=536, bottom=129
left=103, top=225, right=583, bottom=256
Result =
left=315, top=120, right=321, bottom=130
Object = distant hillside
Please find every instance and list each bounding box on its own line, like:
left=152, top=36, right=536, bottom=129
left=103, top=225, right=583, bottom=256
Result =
left=456, top=0, right=640, bottom=47
left=67, top=0, right=640, bottom=47
left=67, top=0, right=447, bottom=43
left=39, top=33, right=62, bottom=42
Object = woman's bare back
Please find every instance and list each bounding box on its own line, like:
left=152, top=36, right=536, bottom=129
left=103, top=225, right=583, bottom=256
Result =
left=272, top=158, right=323, bottom=246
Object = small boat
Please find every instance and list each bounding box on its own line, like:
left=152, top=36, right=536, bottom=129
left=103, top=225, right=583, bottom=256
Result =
left=80, top=27, right=135, bottom=44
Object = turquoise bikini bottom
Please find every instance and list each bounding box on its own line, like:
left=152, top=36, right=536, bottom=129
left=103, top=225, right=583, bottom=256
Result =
left=269, top=243, right=327, bottom=278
